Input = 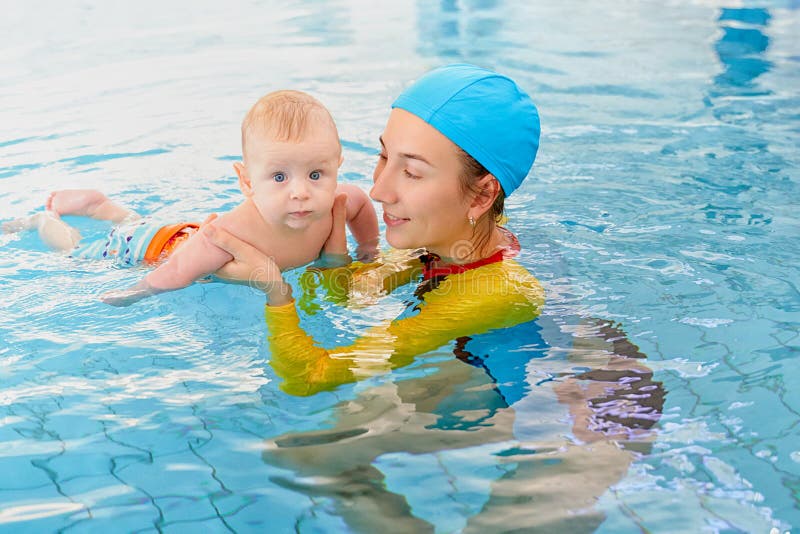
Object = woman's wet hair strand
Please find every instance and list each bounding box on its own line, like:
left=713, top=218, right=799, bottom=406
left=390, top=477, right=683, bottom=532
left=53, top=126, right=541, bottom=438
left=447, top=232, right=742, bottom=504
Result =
left=457, top=148, right=506, bottom=256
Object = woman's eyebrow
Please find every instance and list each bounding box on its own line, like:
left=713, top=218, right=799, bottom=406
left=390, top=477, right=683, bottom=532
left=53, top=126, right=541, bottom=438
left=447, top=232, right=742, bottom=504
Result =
left=379, top=136, right=433, bottom=166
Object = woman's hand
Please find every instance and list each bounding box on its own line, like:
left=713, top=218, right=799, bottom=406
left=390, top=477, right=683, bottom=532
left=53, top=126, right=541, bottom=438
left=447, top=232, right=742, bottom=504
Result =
left=319, top=193, right=350, bottom=265
left=335, top=183, right=380, bottom=262
left=201, top=214, right=293, bottom=306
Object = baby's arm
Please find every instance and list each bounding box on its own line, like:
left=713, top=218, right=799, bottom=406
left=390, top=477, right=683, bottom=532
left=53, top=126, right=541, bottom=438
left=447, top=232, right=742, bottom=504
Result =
left=336, top=183, right=379, bottom=257
left=101, top=229, right=233, bottom=306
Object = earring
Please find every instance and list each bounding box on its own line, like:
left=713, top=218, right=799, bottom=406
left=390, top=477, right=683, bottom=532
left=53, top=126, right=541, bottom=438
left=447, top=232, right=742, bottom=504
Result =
left=468, top=216, right=475, bottom=227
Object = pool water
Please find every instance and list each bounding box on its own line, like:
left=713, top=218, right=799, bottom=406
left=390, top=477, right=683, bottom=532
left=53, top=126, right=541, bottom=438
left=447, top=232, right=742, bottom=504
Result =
left=1, top=1, right=799, bottom=532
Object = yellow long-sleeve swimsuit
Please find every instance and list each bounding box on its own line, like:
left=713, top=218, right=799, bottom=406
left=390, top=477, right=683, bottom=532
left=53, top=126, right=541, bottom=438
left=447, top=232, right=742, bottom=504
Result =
left=264, top=247, right=545, bottom=397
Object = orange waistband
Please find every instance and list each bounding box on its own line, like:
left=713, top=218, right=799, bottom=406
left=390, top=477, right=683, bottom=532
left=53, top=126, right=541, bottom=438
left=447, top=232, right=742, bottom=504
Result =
left=143, top=222, right=200, bottom=264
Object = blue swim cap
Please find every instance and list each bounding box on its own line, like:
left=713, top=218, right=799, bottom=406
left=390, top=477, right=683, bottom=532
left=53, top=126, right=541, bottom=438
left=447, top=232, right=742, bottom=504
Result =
left=392, top=64, right=540, bottom=196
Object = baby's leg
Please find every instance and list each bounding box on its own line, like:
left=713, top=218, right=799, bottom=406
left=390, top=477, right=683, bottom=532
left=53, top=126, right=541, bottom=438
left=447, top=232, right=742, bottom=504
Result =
left=37, top=212, right=82, bottom=251
left=47, top=189, right=139, bottom=223
left=2, top=212, right=81, bottom=251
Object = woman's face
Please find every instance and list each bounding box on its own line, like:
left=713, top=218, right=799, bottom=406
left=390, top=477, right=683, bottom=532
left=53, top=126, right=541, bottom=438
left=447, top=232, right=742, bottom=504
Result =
left=370, top=108, right=473, bottom=257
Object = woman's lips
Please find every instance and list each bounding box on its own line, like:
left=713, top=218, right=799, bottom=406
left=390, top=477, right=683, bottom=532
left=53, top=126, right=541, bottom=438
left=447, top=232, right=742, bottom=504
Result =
left=383, top=212, right=409, bottom=227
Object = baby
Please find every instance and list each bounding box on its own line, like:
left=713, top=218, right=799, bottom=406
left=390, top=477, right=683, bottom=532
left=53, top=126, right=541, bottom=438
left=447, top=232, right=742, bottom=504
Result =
left=3, top=90, right=378, bottom=306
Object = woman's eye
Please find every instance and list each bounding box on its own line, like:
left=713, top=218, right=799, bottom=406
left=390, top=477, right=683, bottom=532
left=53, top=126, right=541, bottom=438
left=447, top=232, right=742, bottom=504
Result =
left=378, top=153, right=387, bottom=161
left=403, top=169, right=421, bottom=179
left=273, top=173, right=286, bottom=182
left=309, top=170, right=321, bottom=180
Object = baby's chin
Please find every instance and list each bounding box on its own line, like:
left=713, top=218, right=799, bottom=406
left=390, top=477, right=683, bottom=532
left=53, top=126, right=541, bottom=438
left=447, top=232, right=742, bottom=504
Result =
left=282, top=210, right=320, bottom=230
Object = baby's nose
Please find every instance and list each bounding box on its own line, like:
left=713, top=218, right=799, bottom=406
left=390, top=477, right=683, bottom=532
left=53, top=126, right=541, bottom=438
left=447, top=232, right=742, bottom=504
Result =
left=289, top=179, right=310, bottom=199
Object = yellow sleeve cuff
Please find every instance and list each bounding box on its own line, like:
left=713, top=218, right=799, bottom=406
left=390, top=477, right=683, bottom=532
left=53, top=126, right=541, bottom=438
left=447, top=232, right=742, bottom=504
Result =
left=264, top=300, right=300, bottom=333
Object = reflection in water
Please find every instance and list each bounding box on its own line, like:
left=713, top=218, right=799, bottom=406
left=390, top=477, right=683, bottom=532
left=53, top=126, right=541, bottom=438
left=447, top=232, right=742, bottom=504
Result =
left=261, top=319, right=664, bottom=531
left=712, top=8, right=773, bottom=94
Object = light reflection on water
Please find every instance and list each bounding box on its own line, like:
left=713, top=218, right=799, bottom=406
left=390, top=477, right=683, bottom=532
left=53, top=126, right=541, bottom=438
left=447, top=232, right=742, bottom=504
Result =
left=1, top=1, right=798, bottom=532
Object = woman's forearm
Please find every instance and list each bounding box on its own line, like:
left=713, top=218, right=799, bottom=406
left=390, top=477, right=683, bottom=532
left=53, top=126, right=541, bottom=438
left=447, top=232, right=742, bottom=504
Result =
left=264, top=272, right=543, bottom=397
left=265, top=302, right=356, bottom=396
left=264, top=280, right=294, bottom=307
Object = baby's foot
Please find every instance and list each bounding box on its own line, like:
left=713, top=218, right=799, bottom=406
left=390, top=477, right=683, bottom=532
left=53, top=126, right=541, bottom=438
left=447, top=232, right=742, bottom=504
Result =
left=2, top=213, right=43, bottom=234
left=46, top=189, right=108, bottom=217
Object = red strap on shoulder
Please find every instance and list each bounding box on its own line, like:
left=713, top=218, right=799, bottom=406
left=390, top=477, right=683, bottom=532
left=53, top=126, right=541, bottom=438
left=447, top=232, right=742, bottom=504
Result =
left=420, top=227, right=519, bottom=280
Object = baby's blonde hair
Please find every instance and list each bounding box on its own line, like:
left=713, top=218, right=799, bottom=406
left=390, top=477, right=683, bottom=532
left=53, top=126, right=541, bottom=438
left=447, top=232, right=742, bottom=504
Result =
left=241, top=90, right=339, bottom=161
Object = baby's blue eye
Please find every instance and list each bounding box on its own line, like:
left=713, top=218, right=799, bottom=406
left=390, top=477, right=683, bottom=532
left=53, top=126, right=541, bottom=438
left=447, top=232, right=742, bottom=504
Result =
left=273, top=173, right=286, bottom=182
left=309, top=171, right=321, bottom=180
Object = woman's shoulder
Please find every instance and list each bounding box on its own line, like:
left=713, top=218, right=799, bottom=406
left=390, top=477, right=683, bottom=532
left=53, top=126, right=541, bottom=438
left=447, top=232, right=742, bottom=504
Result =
left=430, top=257, right=544, bottom=309
left=497, top=226, right=520, bottom=256
left=469, top=257, right=542, bottom=290
left=416, top=259, right=543, bottom=330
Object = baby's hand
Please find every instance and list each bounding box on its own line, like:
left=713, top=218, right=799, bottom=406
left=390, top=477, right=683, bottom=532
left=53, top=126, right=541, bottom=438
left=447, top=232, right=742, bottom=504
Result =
left=99, top=281, right=155, bottom=307
left=100, top=290, right=143, bottom=307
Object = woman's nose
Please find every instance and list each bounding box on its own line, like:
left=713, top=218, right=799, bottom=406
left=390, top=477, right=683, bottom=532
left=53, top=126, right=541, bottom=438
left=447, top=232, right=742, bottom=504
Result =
left=370, top=166, right=396, bottom=204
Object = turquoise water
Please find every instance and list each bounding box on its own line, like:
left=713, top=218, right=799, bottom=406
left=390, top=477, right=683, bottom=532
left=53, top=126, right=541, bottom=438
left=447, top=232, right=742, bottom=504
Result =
left=1, top=1, right=798, bottom=532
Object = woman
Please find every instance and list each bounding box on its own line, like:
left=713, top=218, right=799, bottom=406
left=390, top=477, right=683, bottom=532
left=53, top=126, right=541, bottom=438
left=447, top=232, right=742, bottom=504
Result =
left=205, top=63, right=545, bottom=395
left=205, top=65, right=662, bottom=531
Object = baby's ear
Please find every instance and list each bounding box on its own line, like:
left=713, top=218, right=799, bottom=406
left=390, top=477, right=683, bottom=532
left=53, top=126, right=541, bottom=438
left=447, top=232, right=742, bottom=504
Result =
left=234, top=162, right=253, bottom=196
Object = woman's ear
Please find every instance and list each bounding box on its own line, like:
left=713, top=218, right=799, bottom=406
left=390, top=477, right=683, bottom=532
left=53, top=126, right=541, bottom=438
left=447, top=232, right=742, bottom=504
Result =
left=234, top=162, right=253, bottom=197
left=470, top=174, right=501, bottom=215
